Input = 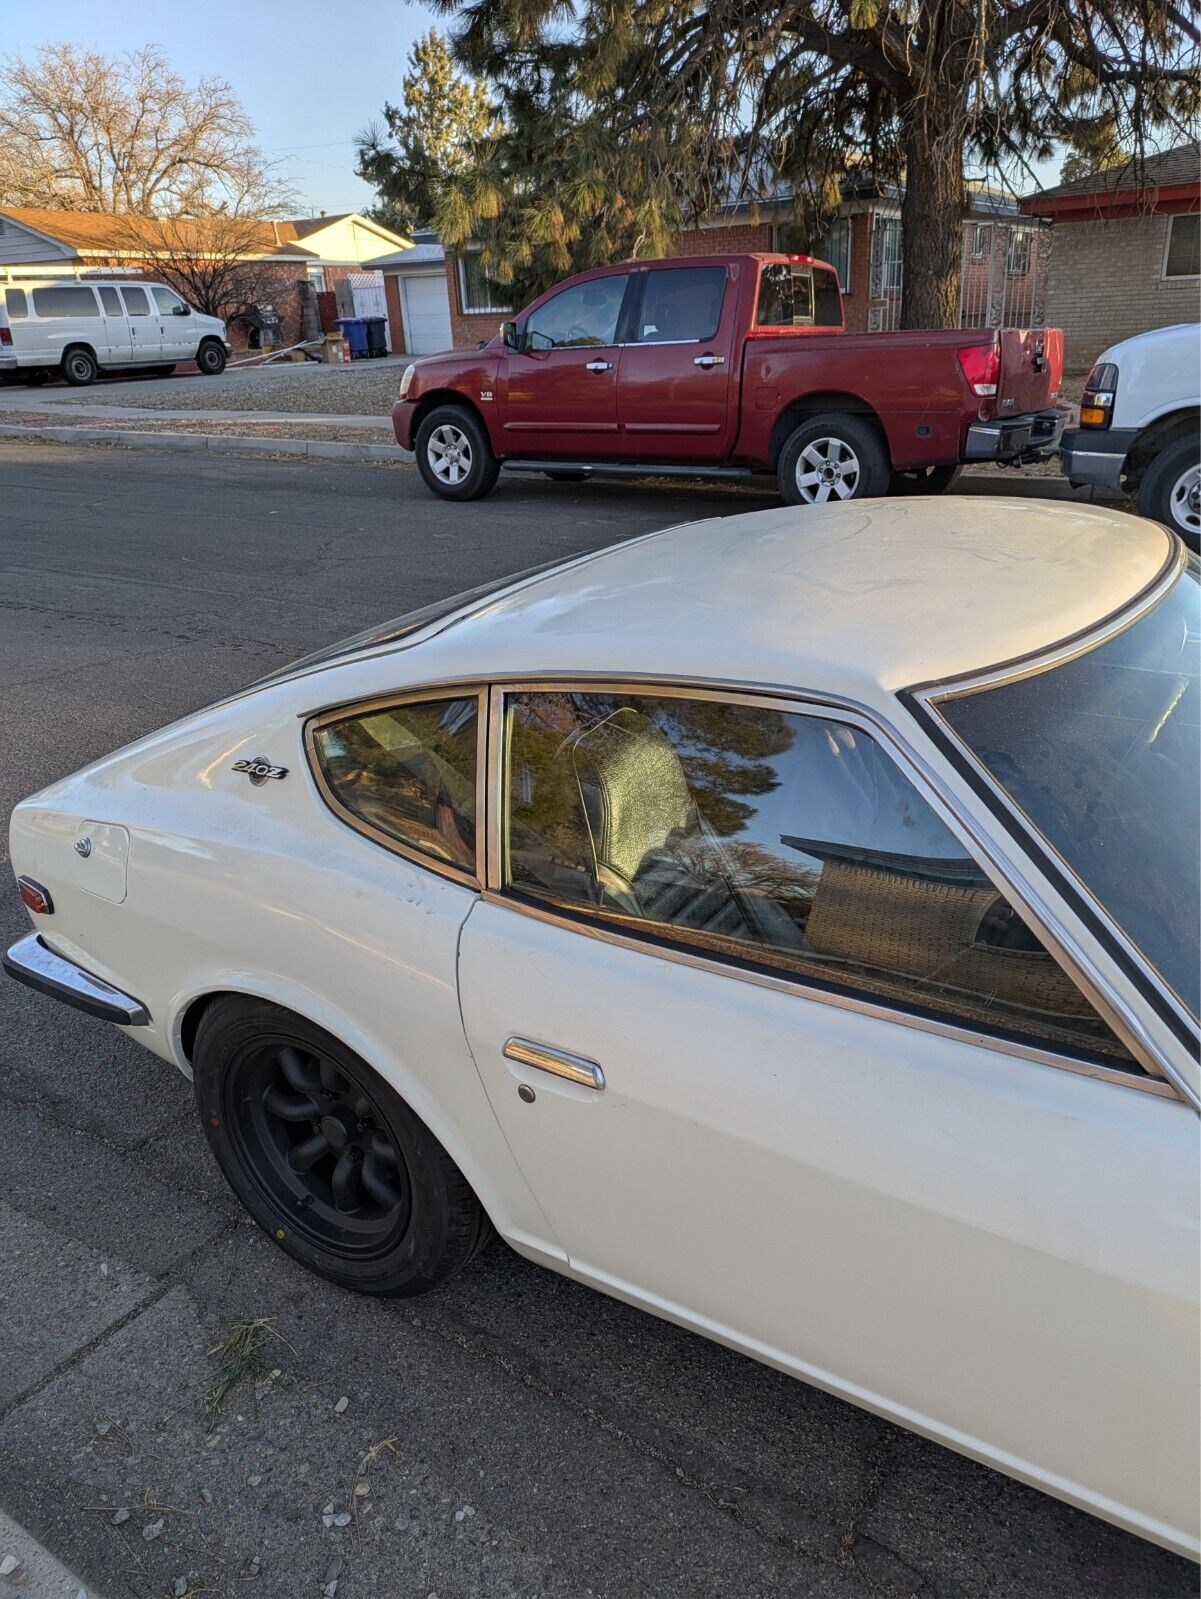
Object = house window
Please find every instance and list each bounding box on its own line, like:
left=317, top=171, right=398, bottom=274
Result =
left=879, top=217, right=903, bottom=294
left=1163, top=213, right=1200, bottom=279
left=820, top=217, right=852, bottom=291
left=1006, top=228, right=1031, bottom=276
left=971, top=223, right=991, bottom=259
left=457, top=250, right=511, bottom=315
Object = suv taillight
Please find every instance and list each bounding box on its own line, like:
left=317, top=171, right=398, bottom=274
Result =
left=0, top=327, right=12, bottom=346
left=1079, top=362, right=1118, bottom=428
left=957, top=340, right=1000, bottom=397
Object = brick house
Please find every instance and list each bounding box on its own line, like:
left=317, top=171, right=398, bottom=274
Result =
left=0, top=207, right=411, bottom=350
left=1020, top=144, right=1200, bottom=374
left=374, top=177, right=1047, bottom=352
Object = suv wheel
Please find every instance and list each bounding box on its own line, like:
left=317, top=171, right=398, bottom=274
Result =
left=778, top=414, right=890, bottom=506
left=1138, top=436, right=1201, bottom=553
left=61, top=347, right=98, bottom=387
left=193, top=997, right=492, bottom=1296
left=196, top=340, right=227, bottom=376
left=415, top=405, right=501, bottom=501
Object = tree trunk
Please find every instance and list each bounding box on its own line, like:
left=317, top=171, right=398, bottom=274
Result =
left=898, top=98, right=967, bottom=330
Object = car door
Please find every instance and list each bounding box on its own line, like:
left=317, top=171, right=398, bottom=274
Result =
left=96, top=285, right=134, bottom=364
left=616, top=264, right=738, bottom=458
left=457, top=683, right=1199, bottom=1548
left=150, top=284, right=194, bottom=360
left=499, top=274, right=630, bottom=458
left=119, top=285, right=162, bottom=361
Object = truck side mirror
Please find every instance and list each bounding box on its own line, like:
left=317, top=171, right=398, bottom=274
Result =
left=500, top=320, right=520, bottom=350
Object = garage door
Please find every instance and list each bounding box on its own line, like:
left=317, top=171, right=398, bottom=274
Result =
left=401, top=274, right=453, bottom=354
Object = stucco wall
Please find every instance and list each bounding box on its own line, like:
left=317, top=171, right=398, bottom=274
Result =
left=1042, top=210, right=1200, bottom=373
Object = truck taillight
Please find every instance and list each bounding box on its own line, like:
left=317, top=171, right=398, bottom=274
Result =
left=0, top=327, right=12, bottom=346
left=957, top=341, right=1000, bottom=397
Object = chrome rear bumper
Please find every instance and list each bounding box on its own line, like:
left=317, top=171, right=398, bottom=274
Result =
left=3, top=933, right=150, bottom=1026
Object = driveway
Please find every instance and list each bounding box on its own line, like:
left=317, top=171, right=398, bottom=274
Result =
left=0, top=441, right=1190, bottom=1599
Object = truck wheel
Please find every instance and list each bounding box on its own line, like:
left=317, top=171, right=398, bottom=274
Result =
left=890, top=464, right=962, bottom=496
left=61, top=347, right=98, bottom=387
left=196, top=340, right=227, bottom=375
left=415, top=405, right=500, bottom=501
left=193, top=996, right=493, bottom=1297
left=1138, top=436, right=1200, bottom=554
left=778, top=414, right=889, bottom=506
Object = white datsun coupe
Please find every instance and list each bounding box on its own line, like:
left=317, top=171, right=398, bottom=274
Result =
left=6, top=500, right=1199, bottom=1557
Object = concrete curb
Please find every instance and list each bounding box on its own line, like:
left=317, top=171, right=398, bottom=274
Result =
left=0, top=422, right=412, bottom=464
left=0, top=1508, right=104, bottom=1597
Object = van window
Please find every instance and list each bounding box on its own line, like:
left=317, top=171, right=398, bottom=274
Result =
left=32, top=285, right=100, bottom=319
left=5, top=288, right=28, bottom=320
left=121, top=287, right=151, bottom=316
left=98, top=286, right=122, bottom=316
left=151, top=286, right=187, bottom=316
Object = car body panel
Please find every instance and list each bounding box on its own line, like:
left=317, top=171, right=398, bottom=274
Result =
left=1093, top=323, right=1201, bottom=433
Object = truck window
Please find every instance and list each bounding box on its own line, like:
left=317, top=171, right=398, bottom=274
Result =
left=634, top=267, right=726, bottom=343
left=525, top=275, right=629, bottom=350
left=756, top=264, right=841, bottom=329
left=31, top=285, right=100, bottom=319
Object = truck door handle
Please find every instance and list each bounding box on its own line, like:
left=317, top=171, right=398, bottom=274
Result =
left=585, top=360, right=613, bottom=373
left=694, top=354, right=725, bottom=368
left=503, top=1037, right=605, bottom=1091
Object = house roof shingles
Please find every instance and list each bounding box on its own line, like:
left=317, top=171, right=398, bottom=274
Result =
left=0, top=207, right=317, bottom=259
left=1027, top=143, right=1200, bottom=205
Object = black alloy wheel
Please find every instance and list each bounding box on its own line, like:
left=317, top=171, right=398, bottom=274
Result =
left=193, top=997, right=491, bottom=1295
left=231, top=1040, right=412, bottom=1257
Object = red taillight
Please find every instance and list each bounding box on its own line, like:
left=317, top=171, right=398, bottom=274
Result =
left=17, top=876, right=53, bottom=915
left=0, top=327, right=12, bottom=346
left=957, top=340, right=1000, bottom=397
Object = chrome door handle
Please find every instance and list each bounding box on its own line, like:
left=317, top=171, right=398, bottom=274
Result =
left=503, top=1037, right=605, bottom=1091
left=585, top=360, right=613, bottom=372
left=693, top=354, right=725, bottom=368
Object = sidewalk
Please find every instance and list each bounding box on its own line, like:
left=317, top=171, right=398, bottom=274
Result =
left=0, top=1508, right=102, bottom=1598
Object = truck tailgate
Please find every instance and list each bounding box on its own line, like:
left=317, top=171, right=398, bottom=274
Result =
left=998, top=328, right=1063, bottom=416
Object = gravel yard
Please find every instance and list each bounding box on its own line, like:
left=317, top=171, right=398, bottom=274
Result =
left=53, top=358, right=407, bottom=416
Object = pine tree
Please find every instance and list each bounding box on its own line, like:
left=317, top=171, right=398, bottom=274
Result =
left=428, top=0, right=1199, bottom=326
left=356, top=29, right=496, bottom=235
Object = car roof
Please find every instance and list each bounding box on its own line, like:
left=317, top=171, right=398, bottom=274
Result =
left=405, top=498, right=1173, bottom=703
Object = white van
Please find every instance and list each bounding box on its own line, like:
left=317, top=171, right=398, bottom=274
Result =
left=0, top=277, right=231, bottom=386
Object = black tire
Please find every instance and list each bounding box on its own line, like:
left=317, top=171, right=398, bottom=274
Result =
left=415, top=404, right=500, bottom=501
left=196, top=340, right=227, bottom=376
left=543, top=470, right=589, bottom=483
left=889, top=463, right=962, bottom=496
left=193, top=996, right=492, bottom=1296
left=1137, top=436, right=1200, bottom=554
left=778, top=413, right=890, bottom=506
left=61, top=347, right=97, bottom=387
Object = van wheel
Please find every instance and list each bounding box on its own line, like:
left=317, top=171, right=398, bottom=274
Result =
left=1138, top=436, right=1200, bottom=554
left=890, top=464, right=962, bottom=496
left=61, top=348, right=98, bottom=387
left=196, top=341, right=227, bottom=376
left=193, top=997, right=492, bottom=1296
left=415, top=405, right=500, bottom=501
left=778, top=414, right=890, bottom=506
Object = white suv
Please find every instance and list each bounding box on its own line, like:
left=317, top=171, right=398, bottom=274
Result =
left=0, top=277, right=231, bottom=387
left=1060, top=323, right=1200, bottom=550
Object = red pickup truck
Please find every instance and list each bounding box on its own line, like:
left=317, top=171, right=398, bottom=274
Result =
left=392, top=253, right=1064, bottom=504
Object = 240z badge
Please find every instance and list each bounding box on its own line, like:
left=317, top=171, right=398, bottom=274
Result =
left=233, top=756, right=288, bottom=786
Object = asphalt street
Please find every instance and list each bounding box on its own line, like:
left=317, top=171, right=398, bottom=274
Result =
left=0, top=440, right=1192, bottom=1599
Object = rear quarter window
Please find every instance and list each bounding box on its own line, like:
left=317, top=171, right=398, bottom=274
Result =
left=5, top=288, right=28, bottom=320
left=756, top=264, right=841, bottom=329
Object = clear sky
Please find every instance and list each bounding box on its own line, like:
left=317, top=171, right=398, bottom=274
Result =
left=2, top=0, right=442, bottom=216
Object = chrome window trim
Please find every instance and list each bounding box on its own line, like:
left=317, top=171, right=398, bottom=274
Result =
left=304, top=686, right=488, bottom=891
left=904, top=546, right=1200, bottom=1082
left=485, top=675, right=1182, bottom=1101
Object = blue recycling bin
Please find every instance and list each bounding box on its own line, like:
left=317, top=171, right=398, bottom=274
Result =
left=334, top=317, right=369, bottom=359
